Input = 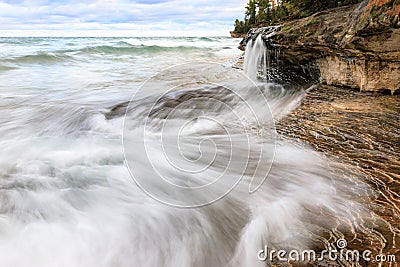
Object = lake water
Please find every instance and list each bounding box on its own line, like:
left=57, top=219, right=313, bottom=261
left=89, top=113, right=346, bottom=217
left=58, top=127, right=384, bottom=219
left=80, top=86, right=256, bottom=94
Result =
left=0, top=37, right=386, bottom=266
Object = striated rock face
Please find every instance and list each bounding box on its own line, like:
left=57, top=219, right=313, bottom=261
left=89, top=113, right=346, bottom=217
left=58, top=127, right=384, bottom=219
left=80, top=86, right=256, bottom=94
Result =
left=319, top=56, right=400, bottom=93
left=240, top=0, right=400, bottom=93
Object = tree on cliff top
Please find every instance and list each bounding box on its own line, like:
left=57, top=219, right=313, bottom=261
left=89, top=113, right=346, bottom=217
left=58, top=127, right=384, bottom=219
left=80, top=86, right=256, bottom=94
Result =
left=232, top=0, right=364, bottom=34
left=245, top=0, right=258, bottom=25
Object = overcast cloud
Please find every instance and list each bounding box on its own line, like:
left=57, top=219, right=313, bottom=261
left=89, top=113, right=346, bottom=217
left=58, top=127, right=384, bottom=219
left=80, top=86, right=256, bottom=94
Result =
left=0, top=0, right=247, bottom=36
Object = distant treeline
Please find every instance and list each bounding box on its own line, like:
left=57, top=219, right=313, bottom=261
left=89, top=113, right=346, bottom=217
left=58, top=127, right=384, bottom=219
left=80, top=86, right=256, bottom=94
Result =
left=234, top=0, right=364, bottom=33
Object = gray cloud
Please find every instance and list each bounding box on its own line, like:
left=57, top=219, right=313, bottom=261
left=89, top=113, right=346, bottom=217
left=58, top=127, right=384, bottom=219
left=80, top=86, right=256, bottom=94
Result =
left=0, top=0, right=247, bottom=35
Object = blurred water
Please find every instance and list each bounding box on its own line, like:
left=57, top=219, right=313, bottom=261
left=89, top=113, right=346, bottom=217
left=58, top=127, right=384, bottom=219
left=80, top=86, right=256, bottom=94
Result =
left=0, top=37, right=379, bottom=266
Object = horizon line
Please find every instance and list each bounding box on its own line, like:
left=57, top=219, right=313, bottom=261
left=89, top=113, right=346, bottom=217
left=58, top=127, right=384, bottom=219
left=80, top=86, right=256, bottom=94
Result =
left=0, top=30, right=232, bottom=38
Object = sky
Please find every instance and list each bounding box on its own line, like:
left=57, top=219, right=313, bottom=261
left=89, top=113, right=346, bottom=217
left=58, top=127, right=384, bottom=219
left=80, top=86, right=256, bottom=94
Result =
left=0, top=0, right=247, bottom=37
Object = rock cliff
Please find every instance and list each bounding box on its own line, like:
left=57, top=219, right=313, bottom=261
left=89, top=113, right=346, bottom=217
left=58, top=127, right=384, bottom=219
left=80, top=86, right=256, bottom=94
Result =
left=239, top=0, right=400, bottom=94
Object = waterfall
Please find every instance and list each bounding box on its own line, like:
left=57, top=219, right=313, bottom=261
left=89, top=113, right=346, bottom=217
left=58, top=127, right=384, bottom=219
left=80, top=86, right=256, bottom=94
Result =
left=243, top=26, right=280, bottom=81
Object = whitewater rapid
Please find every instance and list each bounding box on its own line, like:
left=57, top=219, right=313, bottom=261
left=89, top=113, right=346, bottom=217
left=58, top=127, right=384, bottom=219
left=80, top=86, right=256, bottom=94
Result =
left=0, top=37, right=375, bottom=266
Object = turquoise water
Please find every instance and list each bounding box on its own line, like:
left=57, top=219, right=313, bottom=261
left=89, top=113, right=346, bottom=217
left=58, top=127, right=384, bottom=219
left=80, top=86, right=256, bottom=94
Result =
left=0, top=37, right=241, bottom=103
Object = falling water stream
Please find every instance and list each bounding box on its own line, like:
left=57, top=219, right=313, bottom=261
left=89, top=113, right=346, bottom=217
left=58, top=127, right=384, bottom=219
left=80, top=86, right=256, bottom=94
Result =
left=243, top=27, right=280, bottom=81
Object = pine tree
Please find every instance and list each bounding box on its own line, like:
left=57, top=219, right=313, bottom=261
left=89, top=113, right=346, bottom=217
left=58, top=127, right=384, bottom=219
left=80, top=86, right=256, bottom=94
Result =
left=245, top=0, right=258, bottom=25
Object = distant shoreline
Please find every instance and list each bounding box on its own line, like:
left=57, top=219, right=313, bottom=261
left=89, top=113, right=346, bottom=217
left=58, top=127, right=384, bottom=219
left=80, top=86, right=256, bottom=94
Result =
left=229, top=31, right=246, bottom=38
